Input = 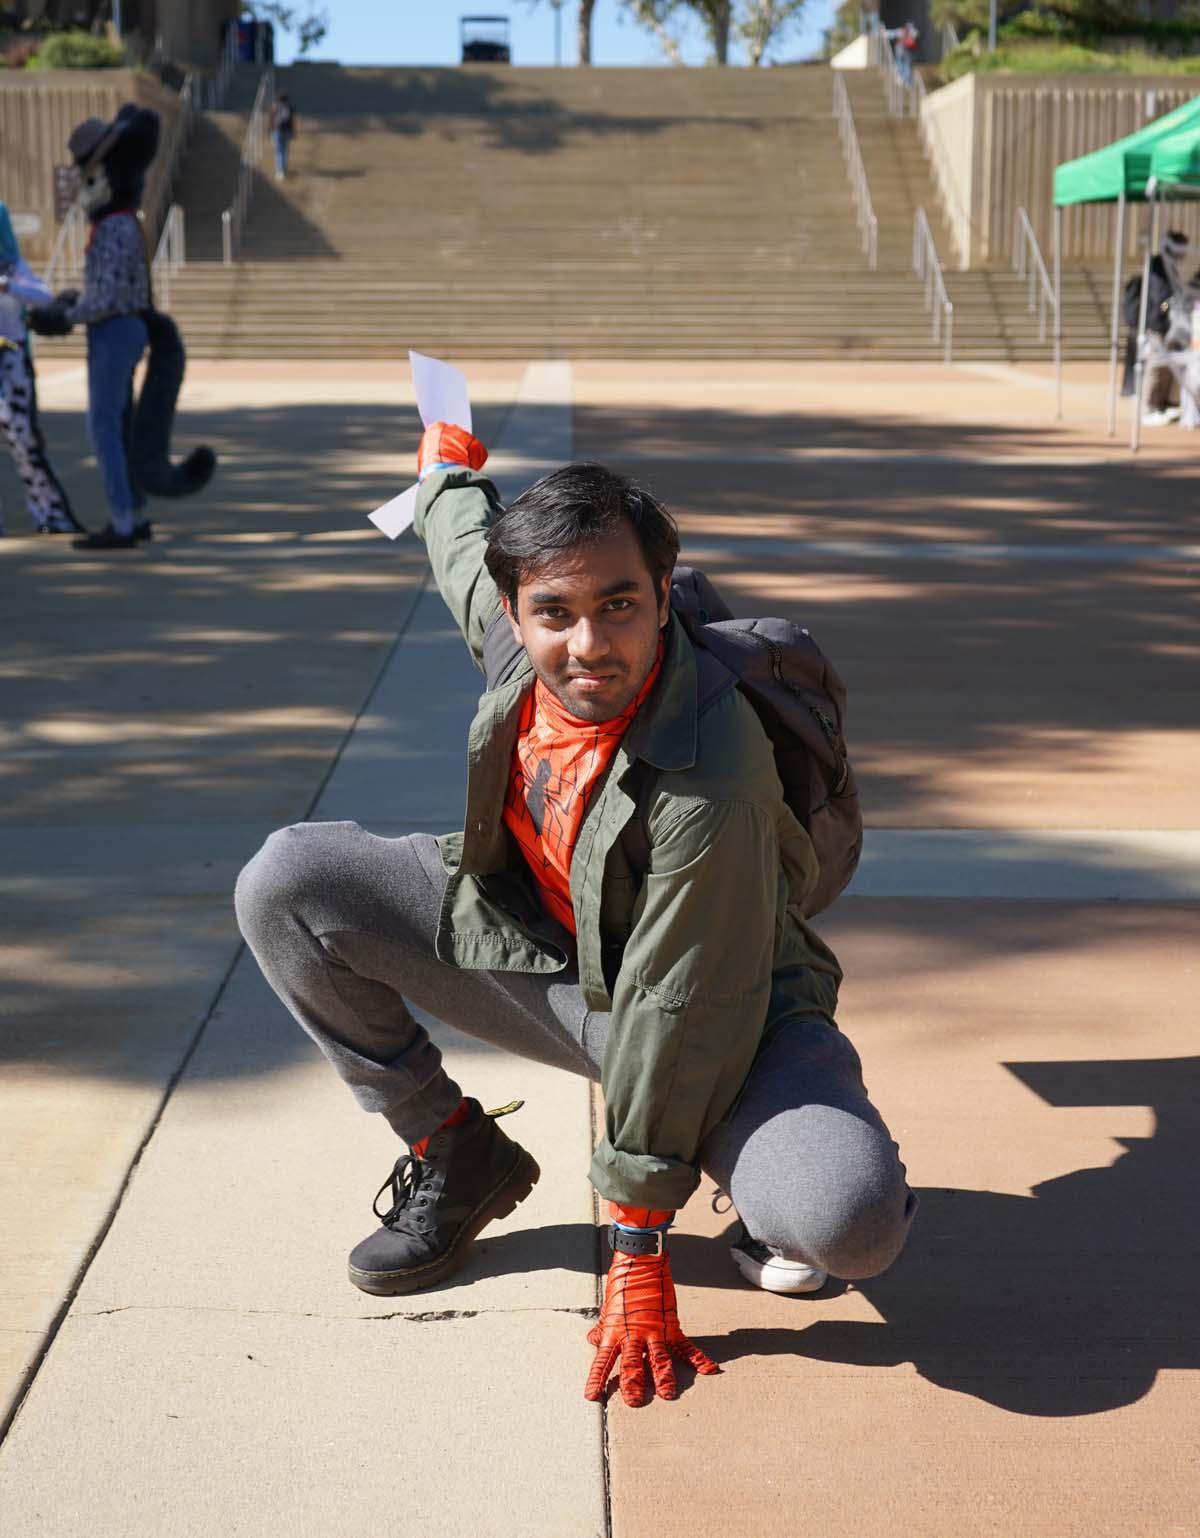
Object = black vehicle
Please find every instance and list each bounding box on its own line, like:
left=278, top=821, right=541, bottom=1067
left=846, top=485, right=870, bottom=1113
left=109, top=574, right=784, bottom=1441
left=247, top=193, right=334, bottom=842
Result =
left=460, top=14, right=511, bottom=63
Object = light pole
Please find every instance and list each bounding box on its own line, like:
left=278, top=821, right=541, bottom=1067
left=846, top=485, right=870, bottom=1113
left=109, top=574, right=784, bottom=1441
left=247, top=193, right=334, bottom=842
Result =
left=552, top=0, right=564, bottom=65
left=988, top=0, right=997, bottom=51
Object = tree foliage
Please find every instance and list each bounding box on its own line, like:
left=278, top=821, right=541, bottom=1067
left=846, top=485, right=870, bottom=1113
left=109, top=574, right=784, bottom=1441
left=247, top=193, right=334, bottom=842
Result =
left=250, top=2, right=330, bottom=56
left=823, top=0, right=868, bottom=57
left=736, top=0, right=808, bottom=65
left=932, top=0, right=1200, bottom=37
left=622, top=1, right=689, bottom=64
left=620, top=0, right=806, bottom=64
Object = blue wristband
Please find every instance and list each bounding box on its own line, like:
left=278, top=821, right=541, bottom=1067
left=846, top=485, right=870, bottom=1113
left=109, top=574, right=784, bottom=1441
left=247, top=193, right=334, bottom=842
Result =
left=417, top=460, right=463, bottom=483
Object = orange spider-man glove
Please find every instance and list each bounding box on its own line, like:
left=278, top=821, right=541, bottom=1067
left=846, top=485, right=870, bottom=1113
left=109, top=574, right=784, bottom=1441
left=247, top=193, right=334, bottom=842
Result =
left=584, top=1204, right=719, bottom=1407
left=416, top=421, right=488, bottom=481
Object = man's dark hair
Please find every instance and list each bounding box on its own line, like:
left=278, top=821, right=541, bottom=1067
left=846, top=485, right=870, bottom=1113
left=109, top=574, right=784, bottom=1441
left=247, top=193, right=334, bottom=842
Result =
left=484, top=462, right=679, bottom=606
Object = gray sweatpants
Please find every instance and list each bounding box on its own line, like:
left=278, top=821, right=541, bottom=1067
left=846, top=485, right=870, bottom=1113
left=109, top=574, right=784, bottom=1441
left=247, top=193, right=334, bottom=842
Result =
left=235, top=820, right=916, bottom=1278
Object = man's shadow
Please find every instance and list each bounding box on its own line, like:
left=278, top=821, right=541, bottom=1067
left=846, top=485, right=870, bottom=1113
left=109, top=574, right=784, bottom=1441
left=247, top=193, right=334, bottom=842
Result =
left=469, top=1056, right=1198, bottom=1418
left=718, top=1055, right=1199, bottom=1417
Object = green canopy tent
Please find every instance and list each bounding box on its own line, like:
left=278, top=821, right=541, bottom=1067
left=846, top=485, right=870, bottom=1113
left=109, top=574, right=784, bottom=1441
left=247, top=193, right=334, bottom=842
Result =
left=1147, top=124, right=1200, bottom=187
left=1051, top=97, right=1200, bottom=439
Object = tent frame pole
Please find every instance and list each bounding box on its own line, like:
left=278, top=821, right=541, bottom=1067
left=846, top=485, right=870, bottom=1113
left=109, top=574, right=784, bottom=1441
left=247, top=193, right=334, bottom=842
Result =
left=1054, top=206, right=1063, bottom=420
left=1107, top=190, right=1126, bottom=437
left=1131, top=182, right=1159, bottom=454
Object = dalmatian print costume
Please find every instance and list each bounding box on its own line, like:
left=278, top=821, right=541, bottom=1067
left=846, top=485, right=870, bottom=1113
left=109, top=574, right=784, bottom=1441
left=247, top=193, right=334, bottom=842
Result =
left=0, top=339, right=81, bottom=534
left=0, top=207, right=82, bottom=536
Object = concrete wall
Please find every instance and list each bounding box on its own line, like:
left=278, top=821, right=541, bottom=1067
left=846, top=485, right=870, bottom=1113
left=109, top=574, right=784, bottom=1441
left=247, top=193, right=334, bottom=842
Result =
left=921, top=72, right=1200, bottom=267
left=919, top=73, right=977, bottom=269
left=154, top=0, right=241, bottom=70
left=0, top=71, right=187, bottom=263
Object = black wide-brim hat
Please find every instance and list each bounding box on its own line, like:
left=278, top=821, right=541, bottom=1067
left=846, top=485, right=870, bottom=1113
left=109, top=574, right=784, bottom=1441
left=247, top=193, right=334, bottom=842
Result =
left=67, top=104, right=158, bottom=171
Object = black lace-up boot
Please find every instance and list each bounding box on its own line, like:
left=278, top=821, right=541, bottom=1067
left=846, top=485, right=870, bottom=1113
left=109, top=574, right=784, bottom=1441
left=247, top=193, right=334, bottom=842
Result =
left=347, top=1099, right=539, bottom=1296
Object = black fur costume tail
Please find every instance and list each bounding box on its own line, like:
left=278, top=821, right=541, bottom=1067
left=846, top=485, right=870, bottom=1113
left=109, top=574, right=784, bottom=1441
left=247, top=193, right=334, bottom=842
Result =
left=130, top=309, right=216, bottom=499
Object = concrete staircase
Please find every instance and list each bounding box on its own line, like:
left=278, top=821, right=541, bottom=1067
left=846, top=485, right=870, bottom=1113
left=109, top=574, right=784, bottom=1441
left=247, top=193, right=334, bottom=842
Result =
left=842, top=68, right=1111, bottom=361
left=48, top=63, right=1116, bottom=360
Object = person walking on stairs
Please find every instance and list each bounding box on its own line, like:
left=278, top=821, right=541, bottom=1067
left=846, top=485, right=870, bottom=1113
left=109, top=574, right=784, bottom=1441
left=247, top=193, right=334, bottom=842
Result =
left=236, top=426, right=916, bottom=1408
left=271, top=93, right=296, bottom=180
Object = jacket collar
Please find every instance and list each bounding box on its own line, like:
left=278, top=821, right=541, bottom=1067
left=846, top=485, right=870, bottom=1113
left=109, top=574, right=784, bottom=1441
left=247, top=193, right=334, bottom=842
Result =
left=497, top=612, right=698, bottom=774
left=622, top=615, right=697, bottom=773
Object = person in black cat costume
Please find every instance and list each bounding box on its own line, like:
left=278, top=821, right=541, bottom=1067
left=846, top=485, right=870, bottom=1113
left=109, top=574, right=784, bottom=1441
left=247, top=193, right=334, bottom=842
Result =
left=29, top=104, right=216, bottom=551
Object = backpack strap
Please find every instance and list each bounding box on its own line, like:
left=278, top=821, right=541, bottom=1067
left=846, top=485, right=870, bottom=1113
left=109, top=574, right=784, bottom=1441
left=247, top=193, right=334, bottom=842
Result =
left=687, top=623, right=739, bottom=715
left=618, top=623, right=736, bottom=882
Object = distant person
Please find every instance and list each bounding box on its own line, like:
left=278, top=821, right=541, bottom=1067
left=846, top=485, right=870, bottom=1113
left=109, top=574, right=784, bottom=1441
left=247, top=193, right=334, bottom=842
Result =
left=886, top=22, right=919, bottom=86
left=29, top=107, right=217, bottom=549
left=0, top=202, right=84, bottom=535
left=270, top=93, right=296, bottom=181
left=1122, top=229, right=1190, bottom=424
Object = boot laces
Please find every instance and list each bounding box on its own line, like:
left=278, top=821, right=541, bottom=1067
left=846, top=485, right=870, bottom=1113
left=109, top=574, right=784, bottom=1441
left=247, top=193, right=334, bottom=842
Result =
left=371, top=1099, right=524, bottom=1227
left=373, top=1153, right=430, bottom=1227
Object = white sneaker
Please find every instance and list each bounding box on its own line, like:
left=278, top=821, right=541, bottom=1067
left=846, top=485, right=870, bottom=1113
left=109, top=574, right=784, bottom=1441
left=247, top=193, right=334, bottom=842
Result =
left=1142, top=409, right=1174, bottom=427
left=730, top=1226, right=827, bottom=1295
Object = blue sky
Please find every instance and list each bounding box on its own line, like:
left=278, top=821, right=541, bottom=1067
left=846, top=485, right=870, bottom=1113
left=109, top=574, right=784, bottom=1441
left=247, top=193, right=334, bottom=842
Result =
left=273, top=1, right=837, bottom=69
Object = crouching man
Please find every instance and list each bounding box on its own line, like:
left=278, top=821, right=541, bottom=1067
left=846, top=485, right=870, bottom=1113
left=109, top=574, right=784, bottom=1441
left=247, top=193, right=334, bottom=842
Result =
left=235, top=424, right=916, bottom=1407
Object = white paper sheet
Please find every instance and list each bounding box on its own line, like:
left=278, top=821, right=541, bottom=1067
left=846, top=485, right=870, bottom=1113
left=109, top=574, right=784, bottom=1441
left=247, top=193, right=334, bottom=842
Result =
left=368, top=483, right=419, bottom=540
left=367, top=352, right=473, bottom=540
left=410, top=350, right=472, bottom=433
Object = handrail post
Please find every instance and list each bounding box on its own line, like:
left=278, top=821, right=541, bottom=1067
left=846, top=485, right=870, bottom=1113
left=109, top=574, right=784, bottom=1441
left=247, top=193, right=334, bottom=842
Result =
left=43, top=202, right=85, bottom=290
left=1012, top=205, right=1058, bottom=356
left=913, top=208, right=955, bottom=365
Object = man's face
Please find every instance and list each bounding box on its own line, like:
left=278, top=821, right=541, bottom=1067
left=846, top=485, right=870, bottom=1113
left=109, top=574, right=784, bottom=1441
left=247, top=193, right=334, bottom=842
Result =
left=503, top=522, right=670, bottom=722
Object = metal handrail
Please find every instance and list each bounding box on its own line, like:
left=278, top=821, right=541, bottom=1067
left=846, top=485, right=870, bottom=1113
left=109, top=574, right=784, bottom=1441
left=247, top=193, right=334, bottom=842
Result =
left=913, top=208, right=954, bottom=362
left=143, top=70, right=197, bottom=252
left=941, top=22, right=960, bottom=58
left=221, top=67, right=275, bottom=267
left=152, top=205, right=186, bottom=308
left=1012, top=206, right=1057, bottom=343
left=833, top=71, right=878, bottom=271
left=43, top=203, right=86, bottom=290
left=206, top=25, right=240, bottom=111
left=912, top=63, right=927, bottom=115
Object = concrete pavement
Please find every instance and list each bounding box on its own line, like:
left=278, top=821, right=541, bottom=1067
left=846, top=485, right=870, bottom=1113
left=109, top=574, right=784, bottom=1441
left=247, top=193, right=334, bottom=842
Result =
left=1, top=359, right=1197, bottom=1535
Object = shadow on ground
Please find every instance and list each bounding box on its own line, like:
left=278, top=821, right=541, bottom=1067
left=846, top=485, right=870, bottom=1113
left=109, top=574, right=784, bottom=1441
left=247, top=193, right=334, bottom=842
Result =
left=269, top=63, right=824, bottom=151
left=465, top=1056, right=1199, bottom=1421
left=0, top=396, right=1194, bottom=1086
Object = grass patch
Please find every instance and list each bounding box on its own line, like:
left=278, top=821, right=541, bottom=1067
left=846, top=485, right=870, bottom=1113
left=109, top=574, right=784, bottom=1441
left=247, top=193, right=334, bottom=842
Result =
left=1, top=30, right=124, bottom=70
left=942, top=19, right=1200, bottom=81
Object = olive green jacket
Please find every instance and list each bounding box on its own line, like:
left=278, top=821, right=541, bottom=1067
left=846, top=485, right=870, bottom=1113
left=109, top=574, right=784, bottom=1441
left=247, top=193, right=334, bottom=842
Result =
left=414, top=467, right=842, bottom=1210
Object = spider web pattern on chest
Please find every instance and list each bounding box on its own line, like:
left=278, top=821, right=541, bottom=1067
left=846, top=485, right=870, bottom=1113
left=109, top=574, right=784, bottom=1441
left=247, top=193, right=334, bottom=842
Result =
left=505, top=718, right=626, bottom=873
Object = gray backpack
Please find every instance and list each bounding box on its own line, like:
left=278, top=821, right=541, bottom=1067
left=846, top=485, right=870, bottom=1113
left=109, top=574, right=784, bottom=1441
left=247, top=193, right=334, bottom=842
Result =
left=483, top=566, right=862, bottom=918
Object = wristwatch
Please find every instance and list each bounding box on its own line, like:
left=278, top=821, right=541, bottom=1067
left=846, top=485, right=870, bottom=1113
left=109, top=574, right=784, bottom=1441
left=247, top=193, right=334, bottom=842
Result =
left=609, top=1224, right=666, bottom=1257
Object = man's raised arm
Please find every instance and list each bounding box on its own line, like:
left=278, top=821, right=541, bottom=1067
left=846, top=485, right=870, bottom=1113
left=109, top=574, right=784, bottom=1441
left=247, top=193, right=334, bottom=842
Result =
left=411, top=422, right=505, bottom=671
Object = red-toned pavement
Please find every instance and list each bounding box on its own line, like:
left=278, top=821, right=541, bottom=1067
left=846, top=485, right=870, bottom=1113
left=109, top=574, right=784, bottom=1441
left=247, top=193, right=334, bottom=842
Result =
left=573, top=361, right=1199, bottom=1538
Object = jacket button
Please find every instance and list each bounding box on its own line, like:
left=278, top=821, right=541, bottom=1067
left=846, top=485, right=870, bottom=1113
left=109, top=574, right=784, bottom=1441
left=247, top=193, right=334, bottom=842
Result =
left=476, top=819, right=486, bottom=833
